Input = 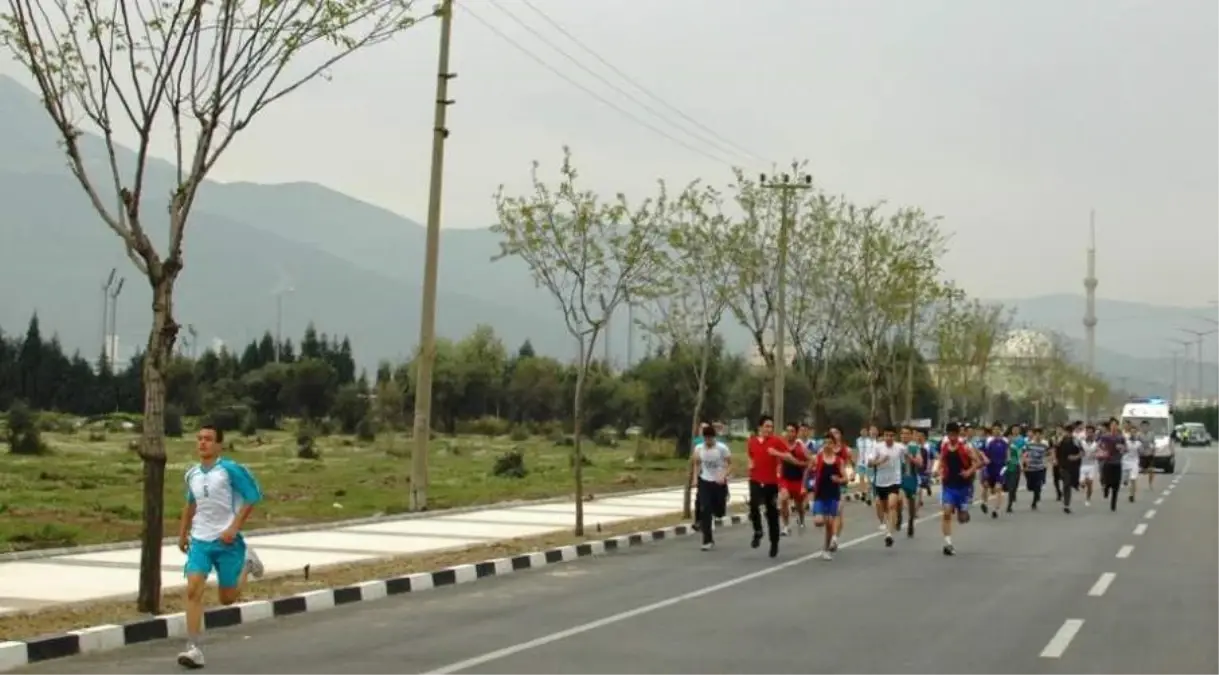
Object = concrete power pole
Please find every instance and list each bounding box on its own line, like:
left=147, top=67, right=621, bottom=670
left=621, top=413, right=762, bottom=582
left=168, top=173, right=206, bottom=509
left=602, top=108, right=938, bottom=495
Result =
left=410, top=0, right=456, bottom=512
left=108, top=277, right=125, bottom=367
left=760, top=167, right=812, bottom=430
left=1082, top=210, right=1098, bottom=420
left=100, top=268, right=116, bottom=369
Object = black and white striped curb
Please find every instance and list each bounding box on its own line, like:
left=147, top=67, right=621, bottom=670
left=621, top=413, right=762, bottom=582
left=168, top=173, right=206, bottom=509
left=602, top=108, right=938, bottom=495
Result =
left=0, top=515, right=748, bottom=672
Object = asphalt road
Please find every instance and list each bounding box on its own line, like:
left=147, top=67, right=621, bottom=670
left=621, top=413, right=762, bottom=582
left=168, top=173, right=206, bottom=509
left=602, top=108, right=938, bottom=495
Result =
left=19, top=449, right=1217, bottom=674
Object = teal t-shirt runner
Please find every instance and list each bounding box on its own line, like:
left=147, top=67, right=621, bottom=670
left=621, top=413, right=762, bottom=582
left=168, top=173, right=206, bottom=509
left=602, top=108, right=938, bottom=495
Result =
left=1007, top=436, right=1025, bottom=470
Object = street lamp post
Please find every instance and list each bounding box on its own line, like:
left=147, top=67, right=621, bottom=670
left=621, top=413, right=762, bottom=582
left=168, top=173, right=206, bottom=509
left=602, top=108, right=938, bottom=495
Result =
left=1179, top=327, right=1217, bottom=405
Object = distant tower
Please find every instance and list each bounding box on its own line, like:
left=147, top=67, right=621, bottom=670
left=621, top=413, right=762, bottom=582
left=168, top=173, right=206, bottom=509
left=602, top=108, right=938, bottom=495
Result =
left=1083, top=210, right=1098, bottom=416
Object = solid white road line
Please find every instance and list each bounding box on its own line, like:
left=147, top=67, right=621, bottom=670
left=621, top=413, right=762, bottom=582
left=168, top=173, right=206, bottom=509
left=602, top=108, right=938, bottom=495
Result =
left=1133, top=523, right=1148, bottom=536
left=1088, top=572, right=1116, bottom=597
left=1144, top=509, right=1156, bottom=519
left=1040, top=619, right=1085, bottom=658
left=1154, top=498, right=1164, bottom=505
left=1116, top=545, right=1134, bottom=559
left=422, top=506, right=954, bottom=674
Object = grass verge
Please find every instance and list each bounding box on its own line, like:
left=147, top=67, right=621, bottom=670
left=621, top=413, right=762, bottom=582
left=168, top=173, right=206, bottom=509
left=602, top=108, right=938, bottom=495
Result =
left=1, top=504, right=741, bottom=642
left=0, top=430, right=688, bottom=552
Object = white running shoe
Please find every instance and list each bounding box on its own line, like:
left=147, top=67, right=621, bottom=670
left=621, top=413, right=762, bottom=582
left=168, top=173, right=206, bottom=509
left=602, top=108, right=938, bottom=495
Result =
left=177, top=645, right=205, bottom=669
left=781, top=526, right=790, bottom=537
left=821, top=550, right=833, bottom=561
left=245, top=547, right=265, bottom=579
left=700, top=542, right=714, bottom=551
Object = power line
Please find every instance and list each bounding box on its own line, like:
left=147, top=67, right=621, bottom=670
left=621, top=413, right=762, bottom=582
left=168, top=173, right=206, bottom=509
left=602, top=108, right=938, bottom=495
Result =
left=459, top=3, right=739, bottom=168
left=497, top=0, right=765, bottom=167
left=517, top=0, right=771, bottom=166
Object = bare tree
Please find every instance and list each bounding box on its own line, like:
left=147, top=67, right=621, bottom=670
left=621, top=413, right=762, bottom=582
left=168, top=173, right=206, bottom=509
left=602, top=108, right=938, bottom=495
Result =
left=723, top=169, right=780, bottom=411
left=492, top=147, right=670, bottom=535
left=1, top=0, right=426, bottom=612
left=641, top=181, right=734, bottom=518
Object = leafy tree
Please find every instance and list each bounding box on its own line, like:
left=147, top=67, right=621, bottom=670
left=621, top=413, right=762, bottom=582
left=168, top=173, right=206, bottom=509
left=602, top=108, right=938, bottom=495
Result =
left=492, top=147, right=670, bottom=535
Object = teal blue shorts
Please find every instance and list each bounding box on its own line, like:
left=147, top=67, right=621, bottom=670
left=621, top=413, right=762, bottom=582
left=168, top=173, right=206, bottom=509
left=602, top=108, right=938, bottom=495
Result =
left=184, top=536, right=247, bottom=588
left=901, top=475, right=919, bottom=497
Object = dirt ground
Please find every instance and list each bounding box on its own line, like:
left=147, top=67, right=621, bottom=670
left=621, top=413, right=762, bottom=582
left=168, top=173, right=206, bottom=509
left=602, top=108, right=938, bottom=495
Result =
left=1, top=505, right=744, bottom=642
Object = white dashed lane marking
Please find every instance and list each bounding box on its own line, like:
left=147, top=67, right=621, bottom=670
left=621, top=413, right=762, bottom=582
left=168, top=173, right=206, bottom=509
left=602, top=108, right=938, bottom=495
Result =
left=1116, top=545, right=1134, bottom=558
left=1040, top=619, right=1085, bottom=658
left=1133, top=523, right=1148, bottom=536
left=1088, top=572, right=1116, bottom=597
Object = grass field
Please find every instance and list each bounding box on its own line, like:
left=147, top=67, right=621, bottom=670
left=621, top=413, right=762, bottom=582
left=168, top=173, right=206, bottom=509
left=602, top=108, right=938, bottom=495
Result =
left=0, top=430, right=688, bottom=553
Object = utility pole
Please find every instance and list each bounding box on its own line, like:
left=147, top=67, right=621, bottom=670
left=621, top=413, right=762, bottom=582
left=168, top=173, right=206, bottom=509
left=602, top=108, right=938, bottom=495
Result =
left=108, top=277, right=125, bottom=367
left=760, top=166, right=812, bottom=430
left=410, top=0, right=457, bottom=512
left=626, top=299, right=635, bottom=369
left=100, top=268, right=116, bottom=369
left=1179, top=327, right=1217, bottom=405
left=1082, top=210, right=1098, bottom=421
left=274, top=287, right=294, bottom=362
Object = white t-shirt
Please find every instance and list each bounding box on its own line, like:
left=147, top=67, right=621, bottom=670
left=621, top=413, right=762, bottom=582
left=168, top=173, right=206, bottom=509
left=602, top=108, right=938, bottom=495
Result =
left=695, top=442, right=731, bottom=482
left=871, top=441, right=904, bottom=487
left=185, top=458, right=263, bottom=542
left=1124, top=437, right=1143, bottom=465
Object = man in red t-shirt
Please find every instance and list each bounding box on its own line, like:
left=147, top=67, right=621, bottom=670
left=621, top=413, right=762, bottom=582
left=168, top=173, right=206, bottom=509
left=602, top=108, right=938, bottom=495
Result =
left=747, top=415, right=790, bottom=558
left=778, top=423, right=810, bottom=536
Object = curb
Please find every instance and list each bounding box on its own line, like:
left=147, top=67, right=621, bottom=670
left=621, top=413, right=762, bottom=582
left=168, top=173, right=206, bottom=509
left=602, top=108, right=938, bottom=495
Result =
left=0, top=515, right=748, bottom=672
left=0, top=482, right=711, bottom=563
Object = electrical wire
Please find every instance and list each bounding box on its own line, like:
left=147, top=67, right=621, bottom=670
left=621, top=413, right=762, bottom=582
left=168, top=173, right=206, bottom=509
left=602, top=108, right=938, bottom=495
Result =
left=494, top=0, right=762, bottom=167
left=517, top=0, right=771, bottom=166
left=459, top=2, right=741, bottom=168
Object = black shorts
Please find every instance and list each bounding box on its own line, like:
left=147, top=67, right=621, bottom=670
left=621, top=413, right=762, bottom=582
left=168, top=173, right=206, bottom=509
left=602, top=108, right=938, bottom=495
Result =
left=1101, top=463, right=1123, bottom=488
left=1025, top=468, right=1046, bottom=491
left=874, top=484, right=900, bottom=501
left=1138, top=455, right=1152, bottom=470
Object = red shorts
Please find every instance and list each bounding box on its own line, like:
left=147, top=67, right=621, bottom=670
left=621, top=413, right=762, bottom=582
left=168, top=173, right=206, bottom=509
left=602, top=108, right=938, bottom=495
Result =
left=779, top=479, right=806, bottom=498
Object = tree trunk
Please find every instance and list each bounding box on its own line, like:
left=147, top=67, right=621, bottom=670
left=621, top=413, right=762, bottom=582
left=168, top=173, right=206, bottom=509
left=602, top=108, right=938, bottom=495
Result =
left=681, top=331, right=714, bottom=519
left=137, top=273, right=178, bottom=614
left=867, top=369, right=879, bottom=422
left=571, top=336, right=587, bottom=536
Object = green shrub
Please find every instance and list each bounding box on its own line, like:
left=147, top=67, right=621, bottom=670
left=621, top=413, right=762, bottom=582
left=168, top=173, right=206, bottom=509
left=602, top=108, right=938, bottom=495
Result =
left=296, top=423, right=322, bottom=460
left=6, top=401, right=48, bottom=456
left=355, top=415, right=378, bottom=442
left=592, top=427, right=618, bottom=448
left=492, top=450, right=527, bottom=478
left=508, top=425, right=530, bottom=442
left=164, top=405, right=184, bottom=438
left=464, top=415, right=512, bottom=437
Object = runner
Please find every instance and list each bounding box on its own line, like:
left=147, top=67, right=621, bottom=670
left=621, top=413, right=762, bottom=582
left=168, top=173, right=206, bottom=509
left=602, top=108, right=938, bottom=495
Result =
left=692, top=423, right=732, bottom=551
left=868, top=425, right=904, bottom=547
left=1097, top=418, right=1128, bottom=512
left=177, top=423, right=265, bottom=670
left=1078, top=424, right=1099, bottom=506
left=917, top=429, right=934, bottom=500
left=1138, top=420, right=1156, bottom=491
left=968, top=425, right=989, bottom=511
left=938, top=422, right=977, bottom=556
left=825, top=425, right=853, bottom=552
left=1021, top=427, right=1050, bottom=511
left=1053, top=423, right=1082, bottom=514
left=1123, top=422, right=1142, bottom=504
left=896, top=426, right=924, bottom=537
left=747, top=415, right=790, bottom=557
left=856, top=424, right=877, bottom=508
left=980, top=424, right=1008, bottom=518
left=1003, top=424, right=1023, bottom=513
left=778, top=422, right=810, bottom=536
left=809, top=435, right=849, bottom=560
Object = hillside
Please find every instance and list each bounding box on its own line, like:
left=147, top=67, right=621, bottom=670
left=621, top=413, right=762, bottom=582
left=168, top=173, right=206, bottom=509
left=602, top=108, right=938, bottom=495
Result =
left=0, top=73, right=1213, bottom=391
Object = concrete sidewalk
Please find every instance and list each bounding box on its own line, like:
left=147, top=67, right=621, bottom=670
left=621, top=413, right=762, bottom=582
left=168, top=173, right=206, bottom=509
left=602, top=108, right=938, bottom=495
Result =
left=0, top=482, right=747, bottom=616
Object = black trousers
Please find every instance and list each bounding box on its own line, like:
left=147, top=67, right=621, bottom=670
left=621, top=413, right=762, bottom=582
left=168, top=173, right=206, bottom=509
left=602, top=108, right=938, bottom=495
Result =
left=1025, top=468, right=1047, bottom=504
left=1003, top=467, right=1022, bottom=508
left=748, top=480, right=781, bottom=543
left=696, top=479, right=728, bottom=544
left=1101, top=463, right=1123, bottom=509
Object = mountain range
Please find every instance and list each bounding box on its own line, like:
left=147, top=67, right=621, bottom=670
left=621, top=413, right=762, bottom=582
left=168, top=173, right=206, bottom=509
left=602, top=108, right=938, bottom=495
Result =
left=0, top=75, right=1214, bottom=398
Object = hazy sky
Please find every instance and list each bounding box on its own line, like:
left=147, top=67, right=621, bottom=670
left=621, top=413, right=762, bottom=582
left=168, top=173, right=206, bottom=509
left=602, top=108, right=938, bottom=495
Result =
left=2, top=0, right=1216, bottom=307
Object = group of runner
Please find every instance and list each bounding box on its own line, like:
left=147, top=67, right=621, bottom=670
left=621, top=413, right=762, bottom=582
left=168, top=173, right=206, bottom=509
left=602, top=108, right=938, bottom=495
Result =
left=690, top=414, right=1159, bottom=560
